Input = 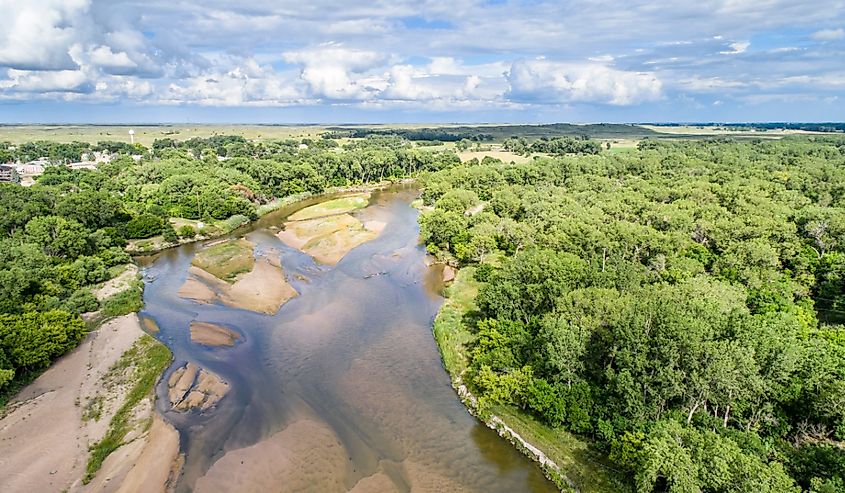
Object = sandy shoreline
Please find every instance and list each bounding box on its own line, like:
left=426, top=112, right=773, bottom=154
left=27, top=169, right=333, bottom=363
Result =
left=0, top=314, right=180, bottom=493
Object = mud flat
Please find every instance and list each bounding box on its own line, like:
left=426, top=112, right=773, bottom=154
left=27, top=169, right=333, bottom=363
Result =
left=178, top=245, right=297, bottom=314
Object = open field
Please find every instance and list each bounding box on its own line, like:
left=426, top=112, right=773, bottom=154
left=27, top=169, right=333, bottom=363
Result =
left=0, top=123, right=826, bottom=148
left=0, top=125, right=330, bottom=146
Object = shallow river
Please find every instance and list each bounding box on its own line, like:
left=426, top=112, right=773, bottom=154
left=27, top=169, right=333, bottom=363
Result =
left=138, top=186, right=555, bottom=492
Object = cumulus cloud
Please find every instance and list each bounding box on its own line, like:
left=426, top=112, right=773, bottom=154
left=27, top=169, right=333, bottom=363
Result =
left=720, top=41, right=750, bottom=55
left=0, top=0, right=844, bottom=119
left=0, top=0, right=91, bottom=70
left=506, top=59, right=662, bottom=105
left=282, top=44, right=387, bottom=100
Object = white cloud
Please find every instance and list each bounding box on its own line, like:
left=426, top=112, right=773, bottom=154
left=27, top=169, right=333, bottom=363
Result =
left=811, top=28, right=845, bottom=40
left=0, top=0, right=91, bottom=70
left=282, top=44, right=387, bottom=100
left=1, top=68, right=91, bottom=93
left=720, top=41, right=750, bottom=55
left=506, top=59, right=662, bottom=105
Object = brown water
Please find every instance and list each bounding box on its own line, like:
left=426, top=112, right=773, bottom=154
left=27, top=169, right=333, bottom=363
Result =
left=138, top=186, right=556, bottom=492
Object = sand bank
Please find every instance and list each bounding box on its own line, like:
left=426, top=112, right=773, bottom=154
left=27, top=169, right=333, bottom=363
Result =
left=194, top=419, right=349, bottom=493
left=287, top=193, right=370, bottom=221
left=0, top=315, right=179, bottom=493
left=189, top=322, right=240, bottom=347
left=277, top=213, right=382, bottom=265
left=178, top=251, right=297, bottom=315
left=167, top=363, right=229, bottom=412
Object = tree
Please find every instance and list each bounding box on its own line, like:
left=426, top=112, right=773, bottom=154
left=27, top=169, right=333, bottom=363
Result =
left=24, top=215, right=90, bottom=258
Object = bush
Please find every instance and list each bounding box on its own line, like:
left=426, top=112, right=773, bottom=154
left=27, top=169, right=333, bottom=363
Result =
left=177, top=225, right=196, bottom=238
left=63, top=288, right=100, bottom=314
left=222, top=214, right=250, bottom=233
left=100, top=282, right=143, bottom=318
left=124, top=214, right=165, bottom=239
left=162, top=225, right=178, bottom=243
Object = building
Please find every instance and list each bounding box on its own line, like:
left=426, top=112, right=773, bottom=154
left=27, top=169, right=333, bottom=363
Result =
left=0, top=164, right=20, bottom=184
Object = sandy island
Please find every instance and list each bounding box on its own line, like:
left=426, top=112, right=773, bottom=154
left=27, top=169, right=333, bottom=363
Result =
left=277, top=213, right=383, bottom=265
left=167, top=362, right=229, bottom=412
left=178, top=240, right=297, bottom=314
left=0, top=314, right=180, bottom=493
left=189, top=322, right=240, bottom=347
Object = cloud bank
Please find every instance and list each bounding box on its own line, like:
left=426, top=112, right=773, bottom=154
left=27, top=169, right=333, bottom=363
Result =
left=0, top=0, right=843, bottom=121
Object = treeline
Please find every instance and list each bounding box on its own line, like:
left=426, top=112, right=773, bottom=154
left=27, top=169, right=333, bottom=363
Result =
left=502, top=136, right=603, bottom=155
left=0, top=140, right=142, bottom=164
left=322, top=128, right=495, bottom=142
left=0, top=183, right=133, bottom=395
left=419, top=137, right=845, bottom=492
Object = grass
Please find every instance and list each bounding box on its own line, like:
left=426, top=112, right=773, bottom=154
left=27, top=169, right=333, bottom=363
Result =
left=100, top=280, right=144, bottom=318
left=84, top=334, right=172, bottom=483
left=287, top=193, right=370, bottom=221
left=493, top=405, right=631, bottom=493
left=0, top=124, right=330, bottom=146
left=191, top=238, right=254, bottom=282
left=432, top=266, right=480, bottom=377
left=433, top=266, right=625, bottom=492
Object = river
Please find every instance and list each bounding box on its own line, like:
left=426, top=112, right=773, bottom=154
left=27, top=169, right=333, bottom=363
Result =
left=137, top=186, right=555, bottom=492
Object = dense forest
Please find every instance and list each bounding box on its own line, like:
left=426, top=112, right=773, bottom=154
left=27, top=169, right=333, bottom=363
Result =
left=0, top=135, right=457, bottom=398
left=419, top=137, right=845, bottom=492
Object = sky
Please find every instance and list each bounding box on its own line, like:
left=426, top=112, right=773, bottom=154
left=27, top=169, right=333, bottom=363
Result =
left=0, top=0, right=844, bottom=124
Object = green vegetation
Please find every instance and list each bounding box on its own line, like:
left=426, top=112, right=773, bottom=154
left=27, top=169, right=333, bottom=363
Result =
left=287, top=194, right=370, bottom=221
left=191, top=239, right=255, bottom=282
left=84, top=334, right=172, bottom=482
left=99, top=280, right=144, bottom=319
left=421, top=136, right=845, bottom=492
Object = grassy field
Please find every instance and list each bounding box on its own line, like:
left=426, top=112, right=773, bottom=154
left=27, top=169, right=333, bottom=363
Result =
left=191, top=238, right=255, bottom=282
left=287, top=193, right=370, bottom=221
left=433, top=267, right=624, bottom=491
left=0, top=124, right=329, bottom=146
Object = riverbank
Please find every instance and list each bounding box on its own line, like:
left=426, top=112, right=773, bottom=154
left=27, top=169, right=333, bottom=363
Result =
left=126, top=179, right=413, bottom=255
left=432, top=266, right=625, bottom=492
left=0, top=313, right=177, bottom=492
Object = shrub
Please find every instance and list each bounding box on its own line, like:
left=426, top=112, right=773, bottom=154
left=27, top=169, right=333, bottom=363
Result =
left=177, top=225, right=196, bottom=238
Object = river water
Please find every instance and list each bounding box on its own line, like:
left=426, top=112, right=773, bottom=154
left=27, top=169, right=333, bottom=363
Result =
left=137, top=186, right=555, bottom=492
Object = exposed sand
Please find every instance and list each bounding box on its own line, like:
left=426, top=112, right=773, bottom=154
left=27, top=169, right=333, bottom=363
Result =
left=82, top=415, right=181, bottom=493
left=193, top=419, right=349, bottom=493
left=442, top=265, right=456, bottom=283
left=277, top=213, right=381, bottom=265
left=141, top=316, right=160, bottom=334
left=0, top=315, right=179, bottom=493
left=189, top=322, right=240, bottom=347
left=167, top=363, right=229, bottom=412
left=93, top=264, right=139, bottom=301
left=178, top=252, right=298, bottom=315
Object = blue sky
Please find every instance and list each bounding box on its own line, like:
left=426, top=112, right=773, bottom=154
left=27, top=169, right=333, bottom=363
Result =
left=0, top=0, right=843, bottom=123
